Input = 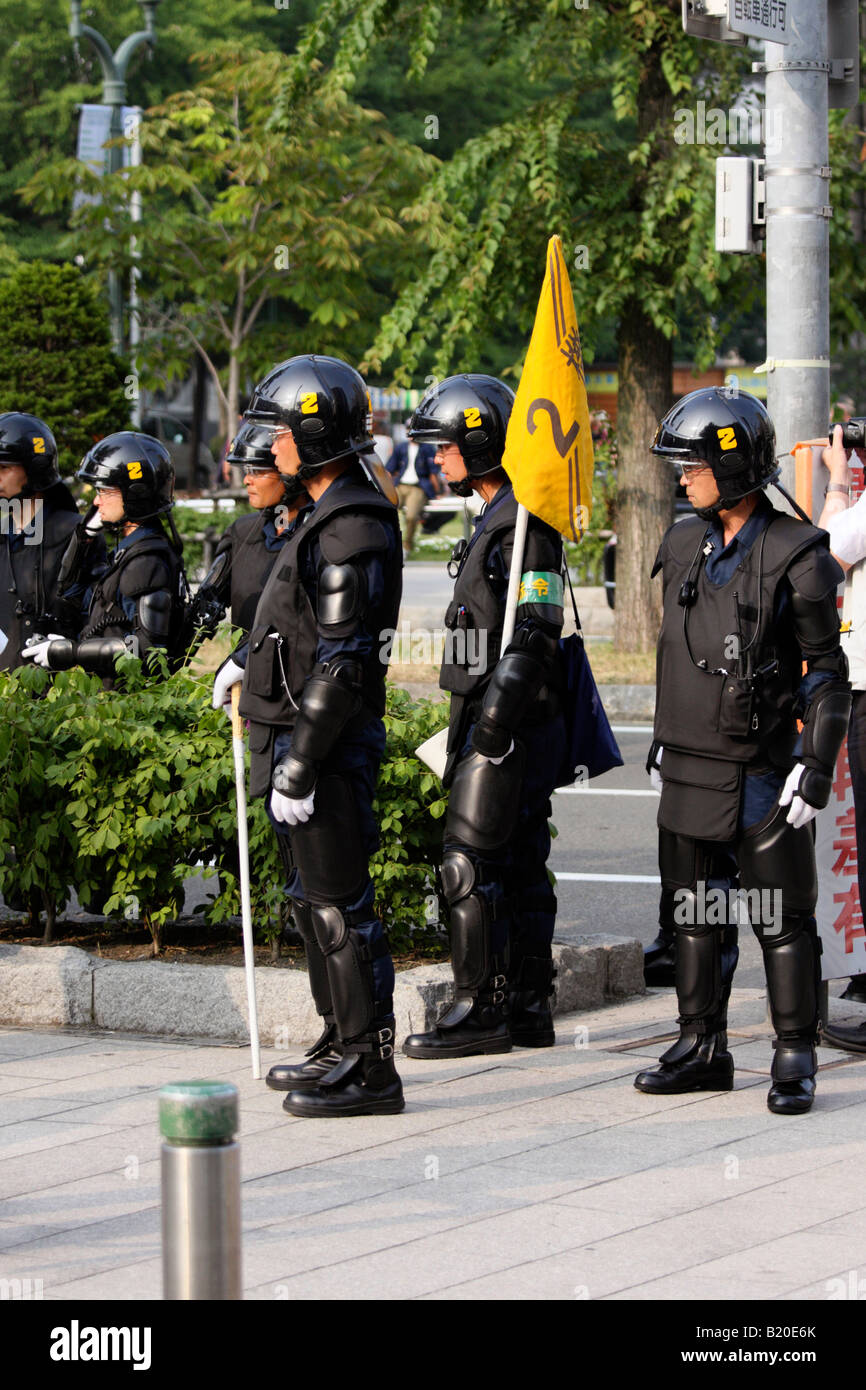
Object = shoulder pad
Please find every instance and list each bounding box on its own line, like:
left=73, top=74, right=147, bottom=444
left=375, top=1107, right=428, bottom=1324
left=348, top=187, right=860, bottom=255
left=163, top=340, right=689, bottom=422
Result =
left=227, top=513, right=262, bottom=544
left=319, top=513, right=390, bottom=565
left=119, top=549, right=173, bottom=599
left=787, top=538, right=844, bottom=601
left=663, top=515, right=707, bottom=562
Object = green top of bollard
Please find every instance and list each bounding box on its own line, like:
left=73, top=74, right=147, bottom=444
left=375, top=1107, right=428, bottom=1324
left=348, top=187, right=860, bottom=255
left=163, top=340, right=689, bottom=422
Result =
left=158, top=1080, right=239, bottom=1144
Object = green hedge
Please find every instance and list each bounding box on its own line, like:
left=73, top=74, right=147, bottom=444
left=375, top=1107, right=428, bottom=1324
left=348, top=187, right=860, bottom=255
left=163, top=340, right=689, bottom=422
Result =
left=0, top=662, right=448, bottom=957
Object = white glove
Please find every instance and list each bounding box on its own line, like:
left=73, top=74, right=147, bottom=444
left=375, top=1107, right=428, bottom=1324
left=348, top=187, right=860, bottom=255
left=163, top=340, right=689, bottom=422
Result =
left=212, top=658, right=244, bottom=717
left=479, top=738, right=515, bottom=767
left=270, top=787, right=316, bottom=826
left=778, top=763, right=820, bottom=830
left=84, top=510, right=103, bottom=537
left=21, top=634, right=65, bottom=669
left=649, top=745, right=663, bottom=794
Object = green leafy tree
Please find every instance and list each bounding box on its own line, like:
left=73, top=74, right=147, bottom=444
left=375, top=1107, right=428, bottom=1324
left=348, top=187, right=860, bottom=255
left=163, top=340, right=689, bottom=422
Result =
left=271, top=0, right=866, bottom=650
left=0, top=260, right=129, bottom=471
left=25, top=46, right=434, bottom=445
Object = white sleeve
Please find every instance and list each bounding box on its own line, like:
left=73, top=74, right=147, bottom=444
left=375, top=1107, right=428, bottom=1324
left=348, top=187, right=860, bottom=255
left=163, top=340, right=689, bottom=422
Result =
left=826, top=493, right=866, bottom=566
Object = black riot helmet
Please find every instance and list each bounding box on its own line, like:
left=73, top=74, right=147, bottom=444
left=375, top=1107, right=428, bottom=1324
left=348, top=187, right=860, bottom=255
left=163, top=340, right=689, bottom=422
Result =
left=408, top=375, right=514, bottom=497
left=78, top=432, right=174, bottom=522
left=0, top=413, right=60, bottom=494
left=227, top=420, right=305, bottom=504
left=651, top=387, right=779, bottom=510
left=245, top=355, right=375, bottom=480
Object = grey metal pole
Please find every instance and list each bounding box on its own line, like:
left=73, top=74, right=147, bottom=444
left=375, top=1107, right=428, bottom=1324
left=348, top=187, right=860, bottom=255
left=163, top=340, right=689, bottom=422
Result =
left=762, top=0, right=831, bottom=489
left=159, top=1080, right=241, bottom=1301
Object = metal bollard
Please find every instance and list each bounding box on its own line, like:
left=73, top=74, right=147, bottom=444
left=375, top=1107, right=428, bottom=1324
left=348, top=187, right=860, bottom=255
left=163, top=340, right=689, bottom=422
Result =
left=159, top=1080, right=241, bottom=1300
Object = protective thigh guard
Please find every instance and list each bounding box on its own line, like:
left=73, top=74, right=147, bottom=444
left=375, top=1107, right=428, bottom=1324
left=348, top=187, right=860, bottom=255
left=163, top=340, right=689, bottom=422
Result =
left=659, top=829, right=726, bottom=1026
left=311, top=904, right=391, bottom=1042
left=289, top=773, right=369, bottom=904
left=440, top=850, right=507, bottom=994
left=445, top=743, right=527, bottom=853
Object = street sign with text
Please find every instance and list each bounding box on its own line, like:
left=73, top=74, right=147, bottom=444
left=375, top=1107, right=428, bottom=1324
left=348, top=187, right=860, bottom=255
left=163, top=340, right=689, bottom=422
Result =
left=727, top=0, right=790, bottom=44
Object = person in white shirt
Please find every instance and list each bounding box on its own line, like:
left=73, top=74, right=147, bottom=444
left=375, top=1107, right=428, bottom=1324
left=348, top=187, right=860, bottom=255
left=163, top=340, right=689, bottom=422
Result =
left=815, top=423, right=866, bottom=1047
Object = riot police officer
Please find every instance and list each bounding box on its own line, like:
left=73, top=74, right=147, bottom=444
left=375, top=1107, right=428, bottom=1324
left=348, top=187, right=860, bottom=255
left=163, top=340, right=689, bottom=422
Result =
left=0, top=413, right=104, bottom=668
left=224, top=354, right=404, bottom=1118
left=199, top=421, right=309, bottom=644
left=635, top=388, right=851, bottom=1115
left=401, top=375, right=567, bottom=1058
left=23, top=432, right=186, bottom=678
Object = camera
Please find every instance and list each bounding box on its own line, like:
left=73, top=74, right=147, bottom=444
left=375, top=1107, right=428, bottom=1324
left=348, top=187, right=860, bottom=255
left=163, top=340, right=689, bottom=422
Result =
left=829, top=417, right=866, bottom=450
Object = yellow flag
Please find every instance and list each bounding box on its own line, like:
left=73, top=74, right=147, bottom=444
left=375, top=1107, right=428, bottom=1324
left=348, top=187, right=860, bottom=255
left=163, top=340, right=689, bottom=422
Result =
left=502, top=235, right=594, bottom=542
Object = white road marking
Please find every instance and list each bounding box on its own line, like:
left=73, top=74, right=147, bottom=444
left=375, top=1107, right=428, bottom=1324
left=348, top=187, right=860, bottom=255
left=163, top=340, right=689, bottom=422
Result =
left=553, top=872, right=660, bottom=883
left=556, top=787, right=657, bottom=797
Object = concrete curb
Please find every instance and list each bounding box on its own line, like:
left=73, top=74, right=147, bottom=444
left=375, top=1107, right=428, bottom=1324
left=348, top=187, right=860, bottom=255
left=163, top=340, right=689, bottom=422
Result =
left=0, top=934, right=644, bottom=1046
left=597, top=684, right=656, bottom=722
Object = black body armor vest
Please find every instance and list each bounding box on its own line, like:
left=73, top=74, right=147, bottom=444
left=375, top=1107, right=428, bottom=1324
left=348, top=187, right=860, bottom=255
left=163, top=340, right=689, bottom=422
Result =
left=0, top=505, right=82, bottom=670
left=653, top=510, right=828, bottom=768
left=83, top=528, right=183, bottom=651
left=439, top=492, right=519, bottom=699
left=224, top=511, right=284, bottom=637
left=239, top=477, right=401, bottom=738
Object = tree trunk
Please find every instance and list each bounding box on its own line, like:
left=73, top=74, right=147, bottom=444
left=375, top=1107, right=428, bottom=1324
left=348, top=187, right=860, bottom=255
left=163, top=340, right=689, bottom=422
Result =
left=613, top=11, right=677, bottom=653
left=145, top=912, right=164, bottom=958
left=41, top=890, right=56, bottom=945
left=614, top=298, right=673, bottom=652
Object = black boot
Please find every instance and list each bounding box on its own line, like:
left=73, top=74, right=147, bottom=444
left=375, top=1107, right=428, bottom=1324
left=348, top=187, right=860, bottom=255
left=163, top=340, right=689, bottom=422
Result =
left=266, top=1019, right=342, bottom=1092
left=820, top=1018, right=866, bottom=1053
left=635, top=892, right=734, bottom=1094
left=403, top=973, right=511, bottom=1058
left=841, top=974, right=866, bottom=1003
left=266, top=900, right=343, bottom=1092
left=282, top=904, right=403, bottom=1117
left=643, top=926, right=676, bottom=987
left=760, top=915, right=821, bottom=1117
left=508, top=956, right=556, bottom=1047
left=634, top=1027, right=734, bottom=1093
left=767, top=1040, right=817, bottom=1115
left=283, top=1021, right=404, bottom=1117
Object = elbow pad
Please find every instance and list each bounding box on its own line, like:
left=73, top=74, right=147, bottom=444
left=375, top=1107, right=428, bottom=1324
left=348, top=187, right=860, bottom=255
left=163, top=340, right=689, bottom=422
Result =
left=272, top=660, right=363, bottom=798
left=138, top=590, right=173, bottom=645
left=471, top=626, right=558, bottom=760
left=798, top=682, right=852, bottom=809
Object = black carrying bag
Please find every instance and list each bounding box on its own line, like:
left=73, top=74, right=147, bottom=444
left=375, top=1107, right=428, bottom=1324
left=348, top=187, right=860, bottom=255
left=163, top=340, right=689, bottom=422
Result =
left=556, top=566, right=623, bottom=786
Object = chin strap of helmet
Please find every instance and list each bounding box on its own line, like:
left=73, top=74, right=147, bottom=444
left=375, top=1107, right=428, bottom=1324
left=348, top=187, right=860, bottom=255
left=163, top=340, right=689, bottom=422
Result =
left=771, top=479, right=813, bottom=525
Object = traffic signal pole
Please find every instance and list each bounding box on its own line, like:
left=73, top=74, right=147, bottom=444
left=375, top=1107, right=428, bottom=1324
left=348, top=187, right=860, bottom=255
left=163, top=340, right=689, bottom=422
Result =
left=760, top=0, right=831, bottom=488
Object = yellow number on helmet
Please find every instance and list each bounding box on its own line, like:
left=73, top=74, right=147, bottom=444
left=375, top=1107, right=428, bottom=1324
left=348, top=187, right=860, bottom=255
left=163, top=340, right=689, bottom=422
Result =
left=32, top=436, right=45, bottom=454
left=717, top=426, right=737, bottom=451
left=463, top=407, right=482, bottom=428
left=127, top=460, right=143, bottom=480
left=301, top=392, right=319, bottom=415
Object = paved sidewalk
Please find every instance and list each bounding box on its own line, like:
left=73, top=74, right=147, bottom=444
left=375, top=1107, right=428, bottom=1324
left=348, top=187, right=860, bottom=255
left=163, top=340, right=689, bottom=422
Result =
left=1, top=987, right=865, bottom=1302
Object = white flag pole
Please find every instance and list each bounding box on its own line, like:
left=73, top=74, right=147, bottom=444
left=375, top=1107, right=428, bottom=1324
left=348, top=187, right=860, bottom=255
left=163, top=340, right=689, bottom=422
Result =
left=231, top=684, right=261, bottom=1080
left=499, top=502, right=529, bottom=655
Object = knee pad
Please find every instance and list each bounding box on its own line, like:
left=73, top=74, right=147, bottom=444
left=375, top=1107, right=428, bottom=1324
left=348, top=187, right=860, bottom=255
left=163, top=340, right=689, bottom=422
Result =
left=310, top=904, right=385, bottom=1040
left=445, top=743, right=526, bottom=852
left=439, top=851, right=503, bottom=992
left=289, top=774, right=368, bottom=904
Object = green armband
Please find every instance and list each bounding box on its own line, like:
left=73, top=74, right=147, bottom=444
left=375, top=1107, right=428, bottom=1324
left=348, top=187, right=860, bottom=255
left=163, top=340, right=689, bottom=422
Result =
left=517, top=571, right=564, bottom=606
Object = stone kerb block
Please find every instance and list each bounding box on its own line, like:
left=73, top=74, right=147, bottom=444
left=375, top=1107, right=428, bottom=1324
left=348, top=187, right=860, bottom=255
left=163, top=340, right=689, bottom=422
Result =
left=0, top=944, right=96, bottom=1027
